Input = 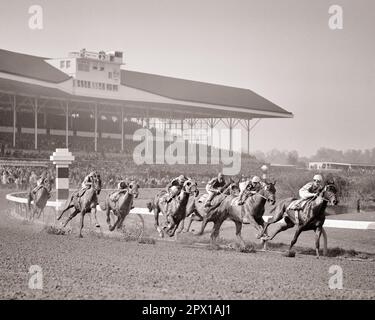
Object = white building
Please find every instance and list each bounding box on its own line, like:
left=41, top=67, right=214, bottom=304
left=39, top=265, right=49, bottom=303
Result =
left=46, top=49, right=123, bottom=96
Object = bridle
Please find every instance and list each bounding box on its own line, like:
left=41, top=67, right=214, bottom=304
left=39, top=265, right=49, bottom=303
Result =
left=182, top=179, right=198, bottom=195
left=254, top=183, right=275, bottom=202
left=318, top=184, right=337, bottom=203
left=128, top=181, right=139, bottom=197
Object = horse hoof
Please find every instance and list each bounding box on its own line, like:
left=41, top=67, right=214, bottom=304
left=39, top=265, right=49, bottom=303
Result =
left=95, top=224, right=100, bottom=228
left=78, top=234, right=83, bottom=238
left=284, top=250, right=296, bottom=258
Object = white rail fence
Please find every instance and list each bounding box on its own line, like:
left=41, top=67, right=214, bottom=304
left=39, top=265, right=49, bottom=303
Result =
left=5, top=191, right=375, bottom=230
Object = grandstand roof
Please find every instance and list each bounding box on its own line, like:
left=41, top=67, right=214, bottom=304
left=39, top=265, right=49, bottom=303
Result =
left=0, top=48, right=293, bottom=119
left=121, top=70, right=291, bottom=116
left=0, top=49, right=71, bottom=83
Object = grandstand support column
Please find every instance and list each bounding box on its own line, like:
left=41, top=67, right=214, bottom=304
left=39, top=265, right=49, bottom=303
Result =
left=205, top=118, right=219, bottom=146
left=240, top=119, right=251, bottom=155
left=221, top=118, right=240, bottom=152
left=121, top=107, right=124, bottom=152
left=65, top=101, right=69, bottom=148
left=94, top=103, right=98, bottom=152
left=12, top=95, right=16, bottom=147
left=34, top=97, right=38, bottom=150
left=50, top=148, right=75, bottom=215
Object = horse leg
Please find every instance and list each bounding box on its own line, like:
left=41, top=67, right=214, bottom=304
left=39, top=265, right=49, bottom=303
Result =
left=117, top=210, right=129, bottom=230
left=110, top=214, right=120, bottom=232
left=244, top=214, right=264, bottom=239
left=185, top=212, right=202, bottom=232
left=78, top=209, right=88, bottom=238
left=287, top=225, right=305, bottom=255
left=153, top=206, right=164, bottom=238
left=259, top=205, right=286, bottom=238
left=210, top=218, right=225, bottom=249
left=106, top=202, right=112, bottom=230
left=63, top=208, right=80, bottom=228
left=184, top=215, right=194, bottom=233
left=92, top=207, right=100, bottom=228
left=196, top=215, right=209, bottom=236
left=176, top=218, right=185, bottom=234
left=315, top=227, right=322, bottom=258
left=266, top=217, right=294, bottom=241
left=234, top=219, right=246, bottom=251
left=57, top=203, right=74, bottom=221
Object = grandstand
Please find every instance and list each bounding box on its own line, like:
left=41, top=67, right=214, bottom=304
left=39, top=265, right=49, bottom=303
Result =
left=0, top=48, right=292, bottom=153
left=0, top=47, right=293, bottom=185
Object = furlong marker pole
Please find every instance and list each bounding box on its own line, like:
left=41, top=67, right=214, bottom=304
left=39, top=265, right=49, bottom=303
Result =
left=50, top=148, right=75, bottom=223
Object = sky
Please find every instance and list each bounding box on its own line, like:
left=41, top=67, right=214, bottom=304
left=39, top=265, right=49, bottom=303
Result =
left=0, top=0, right=374, bottom=157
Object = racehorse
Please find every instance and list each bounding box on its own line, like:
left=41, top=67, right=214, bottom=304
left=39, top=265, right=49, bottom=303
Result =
left=259, top=182, right=338, bottom=258
left=147, top=178, right=198, bottom=238
left=27, top=180, right=52, bottom=220
left=179, top=183, right=240, bottom=234
left=101, top=181, right=139, bottom=231
left=203, top=181, right=276, bottom=248
left=57, top=174, right=102, bottom=238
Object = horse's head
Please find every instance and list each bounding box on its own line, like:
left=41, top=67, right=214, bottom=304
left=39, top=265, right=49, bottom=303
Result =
left=228, top=183, right=240, bottom=197
left=182, top=178, right=198, bottom=195
left=260, top=180, right=276, bottom=205
left=128, top=181, right=140, bottom=198
left=92, top=173, right=102, bottom=194
left=321, top=182, right=339, bottom=205
left=43, top=179, right=52, bottom=193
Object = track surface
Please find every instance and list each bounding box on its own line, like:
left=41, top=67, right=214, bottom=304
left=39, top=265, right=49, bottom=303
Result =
left=1, top=189, right=374, bottom=299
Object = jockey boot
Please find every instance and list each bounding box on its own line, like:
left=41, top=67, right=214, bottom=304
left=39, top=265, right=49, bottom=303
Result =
left=205, top=193, right=215, bottom=207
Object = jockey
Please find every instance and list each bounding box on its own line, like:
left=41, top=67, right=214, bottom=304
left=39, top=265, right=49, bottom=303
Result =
left=299, top=174, right=324, bottom=199
left=237, top=176, right=262, bottom=205
left=204, top=173, right=226, bottom=207
left=109, top=180, right=128, bottom=203
left=31, top=171, right=49, bottom=196
left=291, top=174, right=324, bottom=224
left=29, top=171, right=38, bottom=189
left=78, top=171, right=97, bottom=196
left=166, top=174, right=188, bottom=203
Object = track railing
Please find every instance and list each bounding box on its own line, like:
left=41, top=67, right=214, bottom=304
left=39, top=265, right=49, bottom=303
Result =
left=6, top=191, right=375, bottom=230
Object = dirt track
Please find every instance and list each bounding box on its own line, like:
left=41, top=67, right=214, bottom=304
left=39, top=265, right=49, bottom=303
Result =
left=1, top=189, right=374, bottom=299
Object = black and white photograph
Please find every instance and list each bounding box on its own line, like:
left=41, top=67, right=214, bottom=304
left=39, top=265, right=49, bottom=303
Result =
left=0, top=0, right=374, bottom=306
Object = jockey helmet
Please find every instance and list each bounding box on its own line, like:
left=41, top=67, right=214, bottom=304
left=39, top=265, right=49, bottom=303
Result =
left=218, top=173, right=224, bottom=179
left=313, top=174, right=323, bottom=182
left=178, top=175, right=185, bottom=181
left=251, top=176, right=261, bottom=183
